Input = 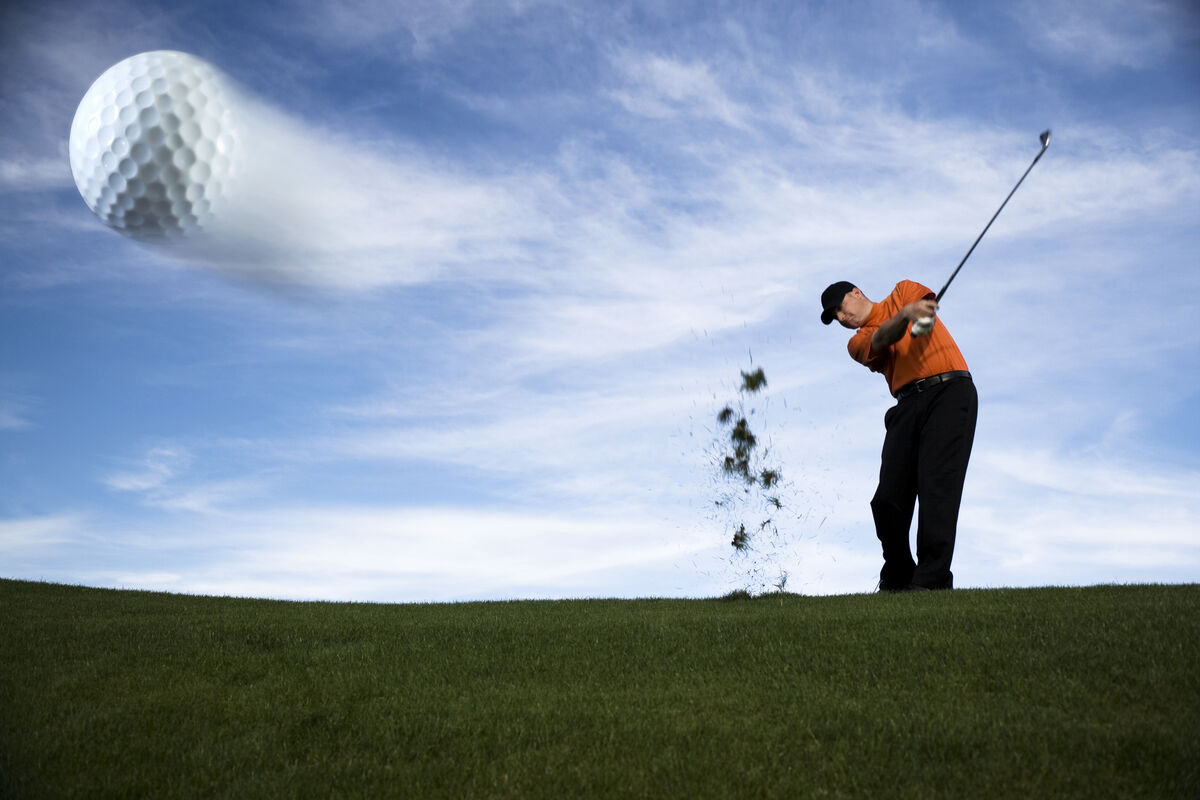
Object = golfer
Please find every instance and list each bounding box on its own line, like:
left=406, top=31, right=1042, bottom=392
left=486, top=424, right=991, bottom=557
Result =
left=820, top=280, right=977, bottom=592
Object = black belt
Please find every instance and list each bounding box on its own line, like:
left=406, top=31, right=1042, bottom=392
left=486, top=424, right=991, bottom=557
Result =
left=896, top=370, right=971, bottom=401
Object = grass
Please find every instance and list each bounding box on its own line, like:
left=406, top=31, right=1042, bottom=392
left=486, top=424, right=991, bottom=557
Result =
left=1, top=579, right=1197, bottom=799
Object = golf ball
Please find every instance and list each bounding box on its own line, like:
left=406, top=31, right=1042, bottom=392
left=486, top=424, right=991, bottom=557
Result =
left=69, top=51, right=240, bottom=238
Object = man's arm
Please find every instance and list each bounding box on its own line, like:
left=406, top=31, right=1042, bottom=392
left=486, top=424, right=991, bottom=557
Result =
left=869, top=298, right=938, bottom=352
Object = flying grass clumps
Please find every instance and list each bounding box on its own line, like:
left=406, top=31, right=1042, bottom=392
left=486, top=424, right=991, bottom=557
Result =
left=719, top=417, right=782, bottom=492
left=717, top=368, right=783, bottom=546
left=713, top=367, right=790, bottom=594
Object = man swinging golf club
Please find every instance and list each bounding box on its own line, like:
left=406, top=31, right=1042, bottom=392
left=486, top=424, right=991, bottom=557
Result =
left=821, top=280, right=976, bottom=592
left=821, top=130, right=1050, bottom=592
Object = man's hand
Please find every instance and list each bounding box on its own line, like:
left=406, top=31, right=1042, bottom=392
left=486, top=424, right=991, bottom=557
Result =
left=903, top=299, right=938, bottom=321
left=907, top=299, right=938, bottom=338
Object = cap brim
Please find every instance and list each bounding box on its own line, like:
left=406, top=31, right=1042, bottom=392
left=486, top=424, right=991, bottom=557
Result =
left=820, top=309, right=836, bottom=325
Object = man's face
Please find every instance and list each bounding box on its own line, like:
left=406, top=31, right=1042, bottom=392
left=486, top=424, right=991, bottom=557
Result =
left=835, top=288, right=871, bottom=329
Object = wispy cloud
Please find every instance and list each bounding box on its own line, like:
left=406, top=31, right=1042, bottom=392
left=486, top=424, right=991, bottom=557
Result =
left=0, top=514, right=84, bottom=555
left=609, top=52, right=750, bottom=129
left=1011, top=0, right=1191, bottom=71
left=0, top=386, right=37, bottom=431
left=2, top=505, right=721, bottom=601
left=296, top=0, right=517, bottom=56
left=103, top=444, right=272, bottom=515
left=0, top=157, right=69, bottom=191
left=105, top=446, right=192, bottom=492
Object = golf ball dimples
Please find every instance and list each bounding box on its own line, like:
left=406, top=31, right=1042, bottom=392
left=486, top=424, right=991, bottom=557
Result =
left=69, top=51, right=239, bottom=238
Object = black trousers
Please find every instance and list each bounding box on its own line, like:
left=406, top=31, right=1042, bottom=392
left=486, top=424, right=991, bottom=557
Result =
left=871, top=377, right=977, bottom=590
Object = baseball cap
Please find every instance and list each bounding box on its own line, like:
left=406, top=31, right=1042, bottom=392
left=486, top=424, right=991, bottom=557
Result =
left=820, top=281, right=856, bottom=325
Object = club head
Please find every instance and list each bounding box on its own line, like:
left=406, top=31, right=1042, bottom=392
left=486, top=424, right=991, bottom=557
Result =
left=1039, top=129, right=1052, bottom=149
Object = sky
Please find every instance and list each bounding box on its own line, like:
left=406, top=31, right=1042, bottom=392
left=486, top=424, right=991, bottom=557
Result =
left=1, top=0, right=1198, bottom=602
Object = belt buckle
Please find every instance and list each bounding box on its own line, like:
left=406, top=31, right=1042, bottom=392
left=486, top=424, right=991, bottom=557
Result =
left=918, top=373, right=946, bottom=393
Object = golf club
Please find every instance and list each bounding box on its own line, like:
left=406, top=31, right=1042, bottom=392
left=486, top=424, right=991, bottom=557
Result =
left=912, top=129, right=1052, bottom=337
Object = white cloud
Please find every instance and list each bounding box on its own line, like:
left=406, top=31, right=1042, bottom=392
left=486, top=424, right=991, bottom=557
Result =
left=0, top=514, right=83, bottom=554
left=984, top=448, right=1199, bottom=500
left=111, top=571, right=184, bottom=588
left=956, top=443, right=1200, bottom=586
left=303, top=0, right=473, bottom=51
left=0, top=387, right=37, bottom=431
left=23, top=505, right=722, bottom=602
left=0, top=157, right=69, bottom=191
left=297, top=0, right=555, bottom=57
left=1011, top=0, right=1189, bottom=71
left=609, top=52, right=750, bottom=129
left=105, top=446, right=192, bottom=492
left=103, top=444, right=274, bottom=515
left=149, top=478, right=271, bottom=515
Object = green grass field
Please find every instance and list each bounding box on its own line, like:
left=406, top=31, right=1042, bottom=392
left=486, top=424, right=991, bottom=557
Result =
left=1, top=579, right=1197, bottom=799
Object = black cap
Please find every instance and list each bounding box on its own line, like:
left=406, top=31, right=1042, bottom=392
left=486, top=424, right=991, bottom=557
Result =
left=820, top=281, right=856, bottom=325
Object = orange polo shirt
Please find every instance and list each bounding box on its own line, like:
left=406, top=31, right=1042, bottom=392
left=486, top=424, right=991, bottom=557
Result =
left=848, top=280, right=969, bottom=397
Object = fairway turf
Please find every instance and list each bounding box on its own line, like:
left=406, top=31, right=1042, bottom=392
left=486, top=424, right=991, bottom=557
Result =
left=1, top=580, right=1197, bottom=798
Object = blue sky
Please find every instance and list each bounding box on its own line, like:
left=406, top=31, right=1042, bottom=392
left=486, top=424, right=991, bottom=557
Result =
left=2, top=0, right=1198, bottom=601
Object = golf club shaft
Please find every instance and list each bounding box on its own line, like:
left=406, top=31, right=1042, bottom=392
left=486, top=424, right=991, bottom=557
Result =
left=934, top=132, right=1051, bottom=303
left=912, top=130, right=1051, bottom=338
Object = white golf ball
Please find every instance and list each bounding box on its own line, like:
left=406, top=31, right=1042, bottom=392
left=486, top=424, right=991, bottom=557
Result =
left=69, top=51, right=241, bottom=239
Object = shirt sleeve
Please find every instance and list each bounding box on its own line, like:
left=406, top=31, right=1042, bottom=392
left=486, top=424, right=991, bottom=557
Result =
left=848, top=328, right=887, bottom=372
left=897, top=280, right=936, bottom=304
